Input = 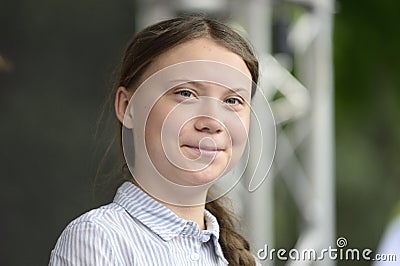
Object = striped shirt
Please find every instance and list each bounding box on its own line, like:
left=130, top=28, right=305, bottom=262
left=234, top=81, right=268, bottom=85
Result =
left=49, top=181, right=230, bottom=265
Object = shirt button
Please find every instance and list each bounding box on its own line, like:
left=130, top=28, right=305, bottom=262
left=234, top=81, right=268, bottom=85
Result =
left=202, top=235, right=210, bottom=242
left=190, top=252, right=200, bottom=261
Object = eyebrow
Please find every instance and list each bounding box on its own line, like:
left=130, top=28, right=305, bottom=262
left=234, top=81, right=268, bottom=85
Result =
left=169, top=80, right=251, bottom=95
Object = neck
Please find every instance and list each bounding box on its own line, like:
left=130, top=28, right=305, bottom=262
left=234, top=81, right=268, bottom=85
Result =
left=130, top=178, right=208, bottom=230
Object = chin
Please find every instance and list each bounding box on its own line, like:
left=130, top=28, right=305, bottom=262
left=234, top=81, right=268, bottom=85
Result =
left=181, top=167, right=226, bottom=186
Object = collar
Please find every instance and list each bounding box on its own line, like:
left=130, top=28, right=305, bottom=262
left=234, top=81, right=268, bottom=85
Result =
left=113, top=181, right=228, bottom=263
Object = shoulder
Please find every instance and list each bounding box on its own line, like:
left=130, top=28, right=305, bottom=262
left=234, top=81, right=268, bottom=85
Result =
left=49, top=203, right=131, bottom=265
left=54, top=201, right=138, bottom=242
left=65, top=203, right=125, bottom=229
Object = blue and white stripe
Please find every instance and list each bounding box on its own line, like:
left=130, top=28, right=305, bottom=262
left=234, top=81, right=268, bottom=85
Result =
left=49, top=181, right=229, bottom=265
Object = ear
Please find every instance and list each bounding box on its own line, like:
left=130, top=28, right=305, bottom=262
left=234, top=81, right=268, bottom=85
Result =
left=115, top=86, right=134, bottom=129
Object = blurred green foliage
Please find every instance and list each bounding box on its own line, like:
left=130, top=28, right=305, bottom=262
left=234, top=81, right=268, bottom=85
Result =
left=335, top=0, right=400, bottom=260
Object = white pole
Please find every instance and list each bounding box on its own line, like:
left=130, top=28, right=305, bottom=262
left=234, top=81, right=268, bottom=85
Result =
left=231, top=1, right=274, bottom=265
left=311, top=0, right=335, bottom=264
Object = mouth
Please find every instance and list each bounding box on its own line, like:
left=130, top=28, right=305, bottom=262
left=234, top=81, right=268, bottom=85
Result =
left=181, top=145, right=223, bottom=157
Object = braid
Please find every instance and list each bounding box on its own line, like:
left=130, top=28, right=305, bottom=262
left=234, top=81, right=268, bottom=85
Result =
left=206, top=199, right=256, bottom=266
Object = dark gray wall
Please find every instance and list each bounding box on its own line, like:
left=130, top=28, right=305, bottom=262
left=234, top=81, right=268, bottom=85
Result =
left=1, top=1, right=135, bottom=265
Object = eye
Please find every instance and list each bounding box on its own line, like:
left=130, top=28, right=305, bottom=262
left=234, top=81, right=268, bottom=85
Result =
left=176, top=89, right=195, bottom=98
left=225, top=97, right=243, bottom=105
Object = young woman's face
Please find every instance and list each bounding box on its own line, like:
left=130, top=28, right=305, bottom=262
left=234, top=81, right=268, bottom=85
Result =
left=134, top=38, right=252, bottom=186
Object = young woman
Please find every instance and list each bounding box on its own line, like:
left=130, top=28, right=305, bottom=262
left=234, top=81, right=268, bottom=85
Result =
left=50, top=16, right=261, bottom=266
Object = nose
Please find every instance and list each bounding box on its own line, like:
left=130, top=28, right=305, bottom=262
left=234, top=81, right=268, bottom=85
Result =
left=194, top=116, right=224, bottom=134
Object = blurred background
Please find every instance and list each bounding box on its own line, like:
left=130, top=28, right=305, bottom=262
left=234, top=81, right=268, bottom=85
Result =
left=1, top=0, right=399, bottom=265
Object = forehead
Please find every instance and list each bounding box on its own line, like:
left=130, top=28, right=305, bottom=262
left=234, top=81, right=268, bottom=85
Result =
left=139, top=37, right=252, bottom=85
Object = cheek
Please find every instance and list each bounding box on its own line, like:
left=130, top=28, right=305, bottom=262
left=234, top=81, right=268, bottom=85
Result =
left=144, top=103, right=169, bottom=150
left=144, top=99, right=184, bottom=160
left=229, top=130, right=248, bottom=152
left=229, top=112, right=250, bottom=147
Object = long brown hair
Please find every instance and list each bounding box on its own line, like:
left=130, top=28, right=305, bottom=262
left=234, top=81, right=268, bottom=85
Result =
left=115, top=16, right=258, bottom=266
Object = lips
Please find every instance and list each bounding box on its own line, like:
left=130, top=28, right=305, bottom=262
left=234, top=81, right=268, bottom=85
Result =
left=182, top=145, right=224, bottom=157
